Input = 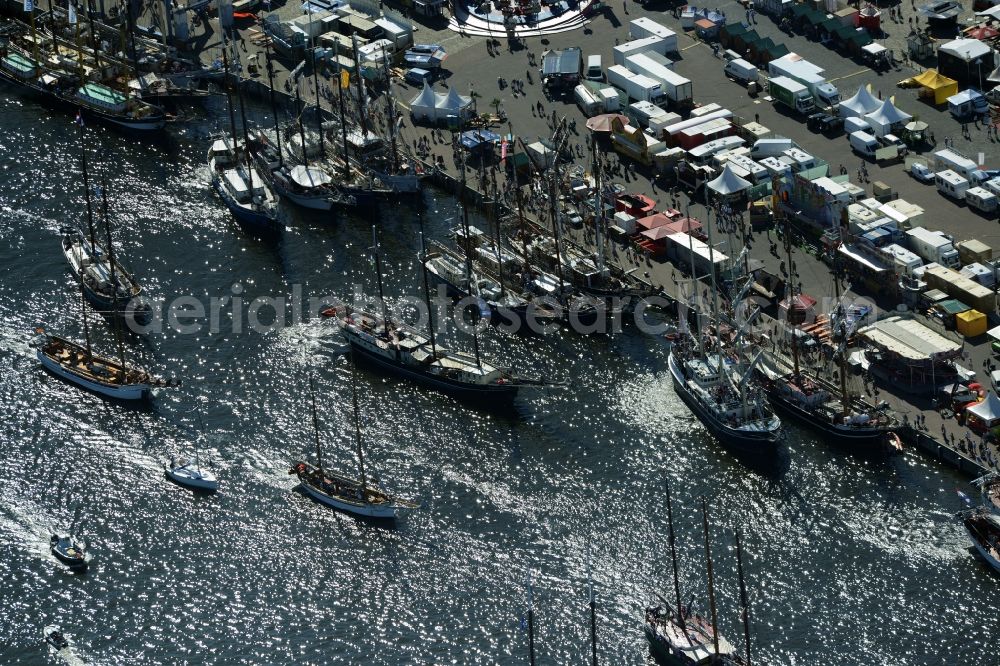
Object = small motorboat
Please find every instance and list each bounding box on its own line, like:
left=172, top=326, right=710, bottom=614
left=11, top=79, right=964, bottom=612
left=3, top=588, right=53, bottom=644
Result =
left=165, top=456, right=219, bottom=492
left=49, top=535, right=87, bottom=571
left=43, top=625, right=69, bottom=650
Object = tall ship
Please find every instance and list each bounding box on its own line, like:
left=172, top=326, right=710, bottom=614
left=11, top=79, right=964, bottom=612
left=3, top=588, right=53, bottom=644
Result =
left=0, top=15, right=166, bottom=133
left=290, top=372, right=416, bottom=520
left=644, top=486, right=751, bottom=665
left=755, top=216, right=898, bottom=449
left=668, top=209, right=781, bottom=454
left=324, top=227, right=550, bottom=406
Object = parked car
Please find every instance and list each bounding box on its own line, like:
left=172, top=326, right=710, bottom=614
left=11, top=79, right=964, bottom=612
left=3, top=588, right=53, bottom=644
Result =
left=910, top=162, right=934, bottom=183
left=807, top=112, right=844, bottom=134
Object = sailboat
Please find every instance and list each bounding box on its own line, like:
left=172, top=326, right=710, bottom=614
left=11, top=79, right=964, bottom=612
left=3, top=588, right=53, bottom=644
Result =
left=667, top=208, right=782, bottom=454
left=0, top=5, right=165, bottom=132
left=247, top=41, right=355, bottom=212
left=755, top=215, right=897, bottom=448
left=62, top=128, right=151, bottom=324
left=289, top=370, right=416, bottom=519
left=207, top=38, right=279, bottom=233
left=325, top=225, right=550, bottom=405
left=958, top=505, right=1000, bottom=574
left=37, top=269, right=171, bottom=400
left=645, top=484, right=736, bottom=665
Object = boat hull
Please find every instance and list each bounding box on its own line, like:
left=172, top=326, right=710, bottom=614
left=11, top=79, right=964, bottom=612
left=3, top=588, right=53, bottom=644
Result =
left=211, top=173, right=281, bottom=234
left=37, top=348, right=151, bottom=401
left=644, top=625, right=696, bottom=666
left=965, top=517, right=1000, bottom=573
left=765, top=391, right=892, bottom=449
left=668, top=352, right=780, bottom=455
left=166, top=465, right=219, bottom=491
left=347, top=339, right=519, bottom=405
left=297, top=476, right=397, bottom=519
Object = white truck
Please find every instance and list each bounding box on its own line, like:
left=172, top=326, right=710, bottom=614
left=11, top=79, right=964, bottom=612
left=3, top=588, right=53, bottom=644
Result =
left=607, top=64, right=666, bottom=104
left=768, top=76, right=815, bottom=115
left=624, top=53, right=693, bottom=107
left=906, top=227, right=961, bottom=268
left=768, top=54, right=840, bottom=110
left=627, top=17, right=678, bottom=52
left=574, top=84, right=604, bottom=116
left=612, top=37, right=669, bottom=66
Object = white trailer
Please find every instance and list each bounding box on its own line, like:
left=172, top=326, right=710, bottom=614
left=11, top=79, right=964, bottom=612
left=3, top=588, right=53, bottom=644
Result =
left=627, top=17, right=678, bottom=52
left=574, top=85, right=603, bottom=116
left=612, top=37, right=668, bottom=66
left=624, top=53, right=692, bottom=106
left=906, top=226, right=961, bottom=267
left=607, top=64, right=666, bottom=104
left=966, top=186, right=998, bottom=214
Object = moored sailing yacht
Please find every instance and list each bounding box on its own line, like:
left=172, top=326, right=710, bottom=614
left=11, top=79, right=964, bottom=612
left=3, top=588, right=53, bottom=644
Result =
left=208, top=40, right=279, bottom=233
left=958, top=506, right=1000, bottom=574
left=668, top=208, right=781, bottom=454
left=755, top=215, right=897, bottom=449
left=290, top=371, right=416, bottom=520
left=36, top=331, right=169, bottom=400
left=324, top=227, right=550, bottom=405
left=62, top=129, right=151, bottom=324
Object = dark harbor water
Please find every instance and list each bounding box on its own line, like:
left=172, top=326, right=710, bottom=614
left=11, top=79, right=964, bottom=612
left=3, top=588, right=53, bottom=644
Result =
left=0, top=97, right=998, bottom=666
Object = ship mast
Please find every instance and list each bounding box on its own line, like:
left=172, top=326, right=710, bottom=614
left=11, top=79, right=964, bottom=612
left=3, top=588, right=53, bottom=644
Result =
left=704, top=206, right=724, bottom=378
left=591, top=142, right=606, bottom=275
left=380, top=42, right=399, bottom=174
left=220, top=41, right=239, bottom=157
left=263, top=40, right=283, bottom=168
left=526, top=570, right=537, bottom=666
left=700, top=498, right=720, bottom=657
left=586, top=540, right=598, bottom=665
left=307, top=371, right=323, bottom=475
left=512, top=135, right=535, bottom=273
left=546, top=120, right=568, bottom=305
left=783, top=218, right=800, bottom=376
left=735, top=529, right=753, bottom=666
left=832, top=248, right=850, bottom=416
left=293, top=75, right=310, bottom=168
left=456, top=140, right=482, bottom=368
left=99, top=170, right=126, bottom=381
left=351, top=366, right=367, bottom=489
left=307, top=7, right=325, bottom=157
left=417, top=215, right=438, bottom=357
left=78, top=117, right=98, bottom=251
left=665, top=478, right=685, bottom=631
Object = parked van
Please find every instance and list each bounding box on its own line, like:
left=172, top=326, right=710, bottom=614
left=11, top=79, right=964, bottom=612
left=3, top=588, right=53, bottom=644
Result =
left=966, top=186, right=998, bottom=214
left=585, top=55, right=603, bottom=81
left=849, top=130, right=878, bottom=158
left=724, top=58, right=758, bottom=85
left=404, top=68, right=434, bottom=85
left=936, top=169, right=970, bottom=200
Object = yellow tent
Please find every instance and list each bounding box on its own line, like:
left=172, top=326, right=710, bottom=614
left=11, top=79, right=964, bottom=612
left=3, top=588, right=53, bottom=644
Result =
left=911, top=69, right=959, bottom=105
left=957, top=309, right=988, bottom=337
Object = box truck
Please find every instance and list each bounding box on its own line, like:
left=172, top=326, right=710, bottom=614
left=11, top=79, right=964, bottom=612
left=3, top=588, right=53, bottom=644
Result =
left=768, top=76, right=815, bottom=114
left=607, top=64, right=667, bottom=104
left=768, top=54, right=840, bottom=109
left=574, top=84, right=603, bottom=116
left=624, top=53, right=693, bottom=106
left=627, top=17, right=678, bottom=52
left=724, top=58, right=758, bottom=84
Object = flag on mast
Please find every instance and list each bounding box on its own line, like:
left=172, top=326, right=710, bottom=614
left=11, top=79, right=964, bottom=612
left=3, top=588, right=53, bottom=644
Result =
left=23, top=0, right=33, bottom=12
left=68, top=1, right=77, bottom=24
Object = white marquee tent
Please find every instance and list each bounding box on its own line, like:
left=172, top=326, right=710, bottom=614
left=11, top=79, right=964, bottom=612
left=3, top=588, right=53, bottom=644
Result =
left=864, top=98, right=912, bottom=137
left=839, top=85, right=882, bottom=119
left=409, top=82, right=474, bottom=123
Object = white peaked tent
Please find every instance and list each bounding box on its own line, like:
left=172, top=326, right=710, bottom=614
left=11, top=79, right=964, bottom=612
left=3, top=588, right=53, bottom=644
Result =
left=706, top=164, right=751, bottom=201
left=839, top=85, right=881, bottom=119
left=968, top=392, right=1000, bottom=429
left=408, top=82, right=473, bottom=123
left=864, top=98, right=912, bottom=137
left=437, top=87, right=473, bottom=118
left=409, top=81, right=439, bottom=122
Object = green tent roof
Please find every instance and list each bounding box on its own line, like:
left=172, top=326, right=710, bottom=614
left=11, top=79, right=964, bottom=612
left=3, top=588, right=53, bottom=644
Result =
left=722, top=22, right=749, bottom=38
left=937, top=299, right=971, bottom=315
